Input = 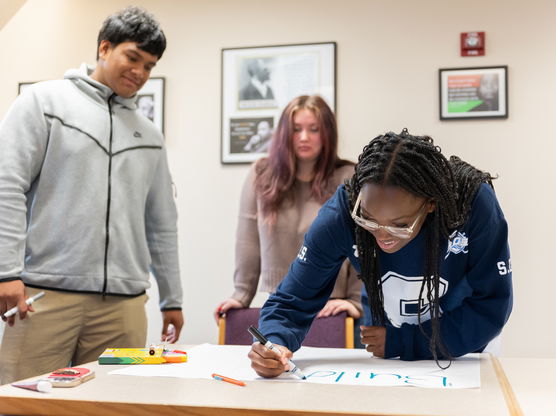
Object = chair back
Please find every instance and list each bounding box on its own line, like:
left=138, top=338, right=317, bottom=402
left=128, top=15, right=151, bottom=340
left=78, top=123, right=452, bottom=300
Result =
left=218, top=307, right=354, bottom=348
left=220, top=308, right=261, bottom=345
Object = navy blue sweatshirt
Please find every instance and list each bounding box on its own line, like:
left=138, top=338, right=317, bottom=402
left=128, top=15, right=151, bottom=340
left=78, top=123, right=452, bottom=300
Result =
left=259, top=184, right=513, bottom=360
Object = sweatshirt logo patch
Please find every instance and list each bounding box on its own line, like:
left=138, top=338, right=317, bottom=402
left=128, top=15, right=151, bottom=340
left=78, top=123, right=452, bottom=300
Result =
left=134, top=131, right=142, bottom=138
left=445, top=231, right=469, bottom=259
left=381, top=271, right=448, bottom=328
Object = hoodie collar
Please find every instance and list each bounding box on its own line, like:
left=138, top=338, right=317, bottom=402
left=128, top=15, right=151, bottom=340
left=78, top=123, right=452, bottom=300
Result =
left=64, top=63, right=137, bottom=109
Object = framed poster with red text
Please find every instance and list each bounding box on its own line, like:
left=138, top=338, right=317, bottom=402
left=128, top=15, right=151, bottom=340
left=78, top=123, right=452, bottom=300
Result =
left=439, top=66, right=508, bottom=120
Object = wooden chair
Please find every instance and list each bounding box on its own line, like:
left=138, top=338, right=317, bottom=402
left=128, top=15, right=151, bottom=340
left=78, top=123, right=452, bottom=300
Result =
left=218, top=307, right=354, bottom=348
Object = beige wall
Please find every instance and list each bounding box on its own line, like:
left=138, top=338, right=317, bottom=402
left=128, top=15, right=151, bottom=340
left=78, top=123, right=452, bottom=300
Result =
left=1, top=0, right=555, bottom=358
left=0, top=0, right=26, bottom=30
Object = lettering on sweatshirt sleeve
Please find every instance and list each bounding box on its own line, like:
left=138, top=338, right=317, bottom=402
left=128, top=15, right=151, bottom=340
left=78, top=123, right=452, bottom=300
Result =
left=297, top=245, right=308, bottom=262
left=497, top=258, right=512, bottom=276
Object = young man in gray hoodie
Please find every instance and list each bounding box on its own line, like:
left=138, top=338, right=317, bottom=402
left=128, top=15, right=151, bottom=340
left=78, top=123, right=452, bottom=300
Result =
left=0, top=6, right=183, bottom=384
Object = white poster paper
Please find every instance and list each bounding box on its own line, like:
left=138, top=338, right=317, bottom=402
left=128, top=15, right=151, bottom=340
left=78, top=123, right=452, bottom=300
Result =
left=109, top=344, right=480, bottom=389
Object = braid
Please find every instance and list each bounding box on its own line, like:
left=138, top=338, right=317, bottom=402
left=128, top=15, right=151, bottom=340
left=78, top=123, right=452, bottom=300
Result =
left=347, top=129, right=495, bottom=368
left=354, top=222, right=384, bottom=326
left=450, top=155, right=496, bottom=227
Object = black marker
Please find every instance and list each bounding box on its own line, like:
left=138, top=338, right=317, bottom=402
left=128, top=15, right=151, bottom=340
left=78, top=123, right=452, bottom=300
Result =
left=248, top=325, right=307, bottom=380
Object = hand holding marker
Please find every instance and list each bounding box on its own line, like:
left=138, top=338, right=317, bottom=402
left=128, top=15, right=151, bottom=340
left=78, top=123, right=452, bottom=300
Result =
left=248, top=325, right=307, bottom=380
left=2, top=291, right=45, bottom=319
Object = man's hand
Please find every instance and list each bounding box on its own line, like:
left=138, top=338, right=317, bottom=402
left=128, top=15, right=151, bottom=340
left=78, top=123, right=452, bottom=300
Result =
left=360, top=326, right=386, bottom=357
left=0, top=280, right=31, bottom=327
left=161, top=310, right=184, bottom=343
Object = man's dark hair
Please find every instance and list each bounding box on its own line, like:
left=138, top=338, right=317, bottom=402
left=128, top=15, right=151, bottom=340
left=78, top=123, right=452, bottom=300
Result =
left=346, top=128, right=495, bottom=368
left=96, top=6, right=166, bottom=59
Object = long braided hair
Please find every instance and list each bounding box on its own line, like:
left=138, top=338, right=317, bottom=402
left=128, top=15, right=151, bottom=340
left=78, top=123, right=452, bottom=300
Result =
left=346, top=129, right=495, bottom=366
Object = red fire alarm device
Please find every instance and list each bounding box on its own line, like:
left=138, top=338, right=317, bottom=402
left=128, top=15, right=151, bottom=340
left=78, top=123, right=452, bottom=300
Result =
left=461, top=32, right=485, bottom=56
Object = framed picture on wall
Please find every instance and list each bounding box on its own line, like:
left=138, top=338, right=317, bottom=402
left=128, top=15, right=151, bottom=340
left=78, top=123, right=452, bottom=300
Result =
left=137, top=77, right=165, bottom=133
left=439, top=66, right=508, bottom=120
left=18, top=81, right=37, bottom=94
left=221, top=42, right=336, bottom=164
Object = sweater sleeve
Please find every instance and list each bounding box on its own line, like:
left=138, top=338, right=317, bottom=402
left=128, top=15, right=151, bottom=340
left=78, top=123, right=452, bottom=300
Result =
left=231, top=165, right=261, bottom=306
left=0, top=88, right=48, bottom=280
left=145, top=145, right=182, bottom=310
left=385, top=185, right=513, bottom=360
left=343, top=262, right=363, bottom=313
left=329, top=259, right=362, bottom=314
left=259, top=187, right=354, bottom=351
left=328, top=164, right=362, bottom=313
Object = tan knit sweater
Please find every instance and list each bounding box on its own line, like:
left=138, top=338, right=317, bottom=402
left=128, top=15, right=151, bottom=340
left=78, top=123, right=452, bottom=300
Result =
left=231, top=162, right=362, bottom=313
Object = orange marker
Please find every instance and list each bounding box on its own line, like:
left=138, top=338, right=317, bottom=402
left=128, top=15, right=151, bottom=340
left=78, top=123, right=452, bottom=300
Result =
left=212, top=373, right=245, bottom=387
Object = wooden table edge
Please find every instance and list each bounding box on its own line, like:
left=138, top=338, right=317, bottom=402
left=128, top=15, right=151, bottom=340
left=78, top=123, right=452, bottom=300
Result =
left=489, top=353, right=523, bottom=416
left=0, top=396, right=415, bottom=416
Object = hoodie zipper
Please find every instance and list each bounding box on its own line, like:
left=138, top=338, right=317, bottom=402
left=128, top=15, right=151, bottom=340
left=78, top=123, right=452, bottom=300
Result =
left=102, top=94, right=117, bottom=297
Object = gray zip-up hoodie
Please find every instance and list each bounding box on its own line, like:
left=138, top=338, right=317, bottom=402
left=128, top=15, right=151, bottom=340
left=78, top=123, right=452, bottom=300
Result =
left=0, top=64, right=182, bottom=309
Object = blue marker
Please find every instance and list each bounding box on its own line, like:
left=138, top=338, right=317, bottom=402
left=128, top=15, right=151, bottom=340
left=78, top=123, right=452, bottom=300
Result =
left=248, top=325, right=307, bottom=380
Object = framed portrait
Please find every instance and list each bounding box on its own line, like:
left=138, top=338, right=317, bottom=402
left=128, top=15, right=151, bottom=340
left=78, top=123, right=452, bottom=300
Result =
left=18, top=82, right=36, bottom=94
left=221, top=42, right=336, bottom=164
left=439, top=66, right=508, bottom=120
left=137, top=77, right=165, bottom=133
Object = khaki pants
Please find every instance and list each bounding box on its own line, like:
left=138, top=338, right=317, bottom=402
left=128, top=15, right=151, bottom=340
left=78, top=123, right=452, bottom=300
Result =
left=0, top=287, right=147, bottom=385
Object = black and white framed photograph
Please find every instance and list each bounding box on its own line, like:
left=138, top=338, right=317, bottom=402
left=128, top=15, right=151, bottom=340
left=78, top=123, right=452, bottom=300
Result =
left=137, top=77, right=165, bottom=133
left=18, top=82, right=36, bottom=95
left=439, top=66, right=508, bottom=120
left=221, top=42, right=336, bottom=164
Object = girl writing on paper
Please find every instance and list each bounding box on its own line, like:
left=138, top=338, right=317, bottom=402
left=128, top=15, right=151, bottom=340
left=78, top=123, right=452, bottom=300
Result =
left=248, top=129, right=513, bottom=376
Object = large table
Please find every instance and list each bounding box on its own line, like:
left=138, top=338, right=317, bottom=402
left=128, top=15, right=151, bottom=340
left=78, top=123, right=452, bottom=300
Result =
left=498, top=357, right=556, bottom=416
left=0, top=350, right=529, bottom=416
